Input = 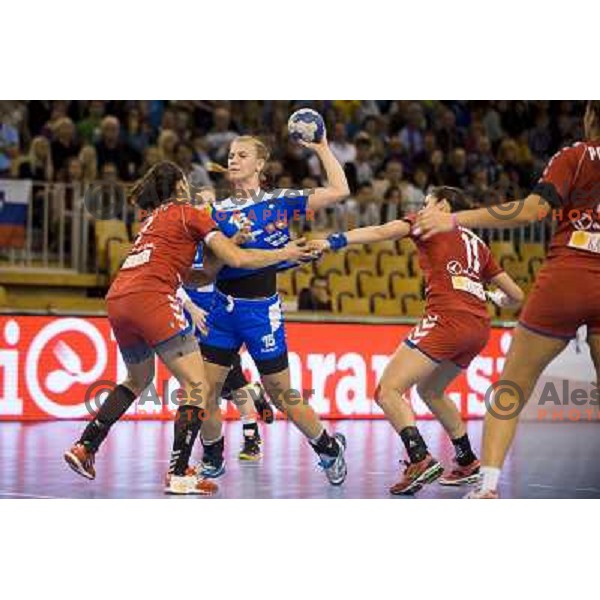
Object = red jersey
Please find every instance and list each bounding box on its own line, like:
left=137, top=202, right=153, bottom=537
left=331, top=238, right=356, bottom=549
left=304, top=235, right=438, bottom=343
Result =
left=107, top=201, right=218, bottom=300
left=404, top=214, right=503, bottom=318
left=533, top=139, right=600, bottom=267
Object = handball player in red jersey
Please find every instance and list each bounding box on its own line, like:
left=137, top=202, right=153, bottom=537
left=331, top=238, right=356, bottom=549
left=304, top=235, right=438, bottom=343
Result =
left=416, top=101, right=600, bottom=498
left=310, top=186, right=523, bottom=494
left=63, top=161, right=314, bottom=494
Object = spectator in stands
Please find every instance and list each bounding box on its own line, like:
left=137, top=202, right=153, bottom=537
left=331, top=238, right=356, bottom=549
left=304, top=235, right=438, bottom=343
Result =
left=18, top=136, right=53, bottom=181
left=205, top=107, right=238, bottom=163
left=412, top=166, right=430, bottom=197
left=442, top=148, right=470, bottom=188
left=0, top=105, right=20, bottom=178
left=298, top=276, right=333, bottom=312
left=376, top=160, right=421, bottom=214
left=95, top=116, right=140, bottom=181
left=380, top=185, right=403, bottom=223
left=345, top=132, right=375, bottom=192
left=141, top=146, right=161, bottom=175
left=79, top=145, right=98, bottom=184
left=413, top=130, right=437, bottom=168
left=157, top=129, right=178, bottom=163
left=398, top=102, right=425, bottom=157
left=77, top=101, right=106, bottom=144
left=125, top=107, right=150, bottom=156
left=361, top=115, right=386, bottom=162
left=497, top=138, right=526, bottom=186
left=284, top=139, right=311, bottom=185
left=329, top=122, right=357, bottom=167
left=175, top=143, right=211, bottom=189
left=51, top=117, right=80, bottom=179
left=436, top=108, right=465, bottom=153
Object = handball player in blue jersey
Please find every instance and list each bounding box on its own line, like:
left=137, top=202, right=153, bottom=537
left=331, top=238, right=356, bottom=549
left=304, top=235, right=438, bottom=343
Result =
left=178, top=227, right=275, bottom=464
left=183, top=133, right=350, bottom=485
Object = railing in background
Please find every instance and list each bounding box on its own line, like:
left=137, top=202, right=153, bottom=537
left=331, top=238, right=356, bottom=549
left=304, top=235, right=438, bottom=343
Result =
left=0, top=180, right=134, bottom=274
left=0, top=180, right=552, bottom=276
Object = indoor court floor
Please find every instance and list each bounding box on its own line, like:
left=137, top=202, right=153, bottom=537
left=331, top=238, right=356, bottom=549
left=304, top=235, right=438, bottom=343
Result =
left=1, top=420, right=599, bottom=499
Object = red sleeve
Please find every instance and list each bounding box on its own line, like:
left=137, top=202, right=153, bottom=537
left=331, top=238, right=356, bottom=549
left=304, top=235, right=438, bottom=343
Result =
left=401, top=213, right=418, bottom=240
left=532, top=143, right=584, bottom=208
left=182, top=204, right=218, bottom=241
left=481, top=247, right=503, bottom=282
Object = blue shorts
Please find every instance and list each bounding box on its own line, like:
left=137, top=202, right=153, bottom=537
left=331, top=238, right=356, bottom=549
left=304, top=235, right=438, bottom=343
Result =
left=202, top=290, right=287, bottom=364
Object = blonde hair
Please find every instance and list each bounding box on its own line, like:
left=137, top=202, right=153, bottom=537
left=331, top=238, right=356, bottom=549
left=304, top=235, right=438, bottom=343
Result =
left=207, top=136, right=271, bottom=182
left=79, top=145, right=98, bottom=182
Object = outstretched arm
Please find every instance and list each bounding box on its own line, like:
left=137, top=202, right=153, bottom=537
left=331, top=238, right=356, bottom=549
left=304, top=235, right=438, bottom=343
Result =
left=303, top=137, right=350, bottom=211
left=309, top=219, right=411, bottom=253
left=415, top=195, right=551, bottom=239
left=486, top=272, right=525, bottom=308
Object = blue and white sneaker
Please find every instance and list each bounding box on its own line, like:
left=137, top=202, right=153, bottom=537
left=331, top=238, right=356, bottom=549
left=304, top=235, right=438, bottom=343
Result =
left=318, top=433, right=347, bottom=486
left=199, top=436, right=226, bottom=479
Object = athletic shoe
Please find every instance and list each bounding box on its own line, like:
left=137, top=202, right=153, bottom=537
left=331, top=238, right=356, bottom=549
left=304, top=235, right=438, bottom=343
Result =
left=165, top=467, right=218, bottom=495
left=253, top=383, right=275, bottom=424
left=389, top=454, right=443, bottom=495
left=199, top=437, right=226, bottom=478
left=239, top=433, right=262, bottom=461
left=318, top=433, right=347, bottom=486
left=439, top=459, right=481, bottom=486
left=64, top=443, right=96, bottom=480
left=465, top=486, right=499, bottom=499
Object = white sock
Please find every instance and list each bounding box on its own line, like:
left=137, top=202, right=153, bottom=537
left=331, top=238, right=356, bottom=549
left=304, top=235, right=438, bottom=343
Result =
left=480, top=466, right=501, bottom=491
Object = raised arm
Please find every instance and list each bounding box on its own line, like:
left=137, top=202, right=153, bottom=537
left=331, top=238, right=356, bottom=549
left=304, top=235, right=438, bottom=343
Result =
left=303, top=137, right=350, bottom=211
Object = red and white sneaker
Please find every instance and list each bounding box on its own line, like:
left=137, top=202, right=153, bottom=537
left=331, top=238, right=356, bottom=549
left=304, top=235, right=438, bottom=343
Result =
left=64, top=443, right=96, bottom=480
left=439, top=459, right=481, bottom=486
left=465, top=487, right=499, bottom=499
left=164, top=467, right=218, bottom=496
left=389, top=454, right=444, bottom=495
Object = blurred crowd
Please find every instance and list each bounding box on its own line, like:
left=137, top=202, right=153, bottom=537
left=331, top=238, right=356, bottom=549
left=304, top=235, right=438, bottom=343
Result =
left=0, top=100, right=587, bottom=226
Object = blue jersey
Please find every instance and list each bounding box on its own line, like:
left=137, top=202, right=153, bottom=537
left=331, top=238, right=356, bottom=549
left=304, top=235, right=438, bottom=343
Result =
left=184, top=244, right=215, bottom=311
left=211, top=189, right=309, bottom=281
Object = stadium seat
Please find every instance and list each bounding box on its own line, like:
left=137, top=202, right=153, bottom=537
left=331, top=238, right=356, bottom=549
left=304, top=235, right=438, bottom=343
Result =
left=403, top=295, right=426, bottom=317
left=0, top=285, right=7, bottom=308
left=520, top=242, right=546, bottom=263
left=378, top=254, right=409, bottom=277
left=108, top=240, right=132, bottom=281
left=314, top=252, right=347, bottom=277
left=358, top=272, right=389, bottom=297
left=131, top=221, right=142, bottom=240
left=490, top=241, right=519, bottom=265
left=293, top=267, right=313, bottom=295
left=398, top=238, right=415, bottom=255
left=346, top=252, right=378, bottom=274
left=367, top=240, right=398, bottom=255
left=339, top=294, right=371, bottom=316
left=329, top=272, right=358, bottom=296
left=505, top=261, right=530, bottom=280
left=277, top=270, right=294, bottom=296
left=408, top=252, right=422, bottom=277
left=390, top=274, right=422, bottom=298
left=487, top=303, right=498, bottom=319
left=95, top=220, right=129, bottom=271
left=372, top=296, right=403, bottom=316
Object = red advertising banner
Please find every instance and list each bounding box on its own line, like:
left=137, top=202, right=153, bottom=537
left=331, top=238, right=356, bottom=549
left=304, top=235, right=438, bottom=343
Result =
left=0, top=315, right=513, bottom=421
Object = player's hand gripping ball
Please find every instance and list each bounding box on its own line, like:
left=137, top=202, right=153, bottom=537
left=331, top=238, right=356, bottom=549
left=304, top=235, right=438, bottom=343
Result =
left=287, top=108, right=326, bottom=144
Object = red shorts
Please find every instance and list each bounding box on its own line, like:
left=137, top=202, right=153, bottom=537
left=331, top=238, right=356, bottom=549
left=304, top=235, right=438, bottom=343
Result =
left=405, top=311, right=490, bottom=369
left=519, top=262, right=600, bottom=339
left=107, top=292, right=191, bottom=363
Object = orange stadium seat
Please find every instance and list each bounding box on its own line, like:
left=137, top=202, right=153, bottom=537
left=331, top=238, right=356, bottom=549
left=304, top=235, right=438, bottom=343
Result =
left=505, top=261, right=530, bottom=281
left=372, top=296, right=403, bottom=316
left=293, top=267, right=313, bottom=294
left=367, top=240, right=398, bottom=256
left=378, top=254, right=409, bottom=277
left=314, top=252, right=347, bottom=277
left=277, top=270, right=294, bottom=296
left=358, top=272, right=389, bottom=297
left=95, top=220, right=129, bottom=271
left=346, top=251, right=378, bottom=274
left=339, top=295, right=371, bottom=316
left=398, top=238, right=416, bottom=255
left=403, top=296, right=426, bottom=317
left=408, top=252, right=422, bottom=277
left=108, top=240, right=133, bottom=281
left=329, top=272, right=358, bottom=296
left=490, top=241, right=519, bottom=268
left=390, top=274, right=422, bottom=298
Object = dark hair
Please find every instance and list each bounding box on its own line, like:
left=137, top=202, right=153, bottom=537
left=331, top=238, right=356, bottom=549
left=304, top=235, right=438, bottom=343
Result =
left=429, top=186, right=473, bottom=212
left=128, top=161, right=185, bottom=211
left=384, top=185, right=402, bottom=200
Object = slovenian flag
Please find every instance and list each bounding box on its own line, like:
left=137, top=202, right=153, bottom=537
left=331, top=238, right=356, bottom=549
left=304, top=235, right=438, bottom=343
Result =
left=0, top=180, right=31, bottom=248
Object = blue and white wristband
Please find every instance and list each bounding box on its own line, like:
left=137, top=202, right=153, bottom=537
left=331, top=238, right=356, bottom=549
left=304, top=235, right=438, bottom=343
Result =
left=327, top=232, right=348, bottom=251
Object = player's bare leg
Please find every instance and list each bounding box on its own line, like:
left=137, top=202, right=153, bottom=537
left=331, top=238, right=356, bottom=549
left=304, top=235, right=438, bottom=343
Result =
left=164, top=350, right=218, bottom=494
left=260, top=368, right=347, bottom=485
left=64, top=356, right=155, bottom=480
left=195, top=360, right=229, bottom=478
left=375, top=344, right=444, bottom=494
left=473, top=325, right=568, bottom=498
left=417, top=361, right=480, bottom=485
